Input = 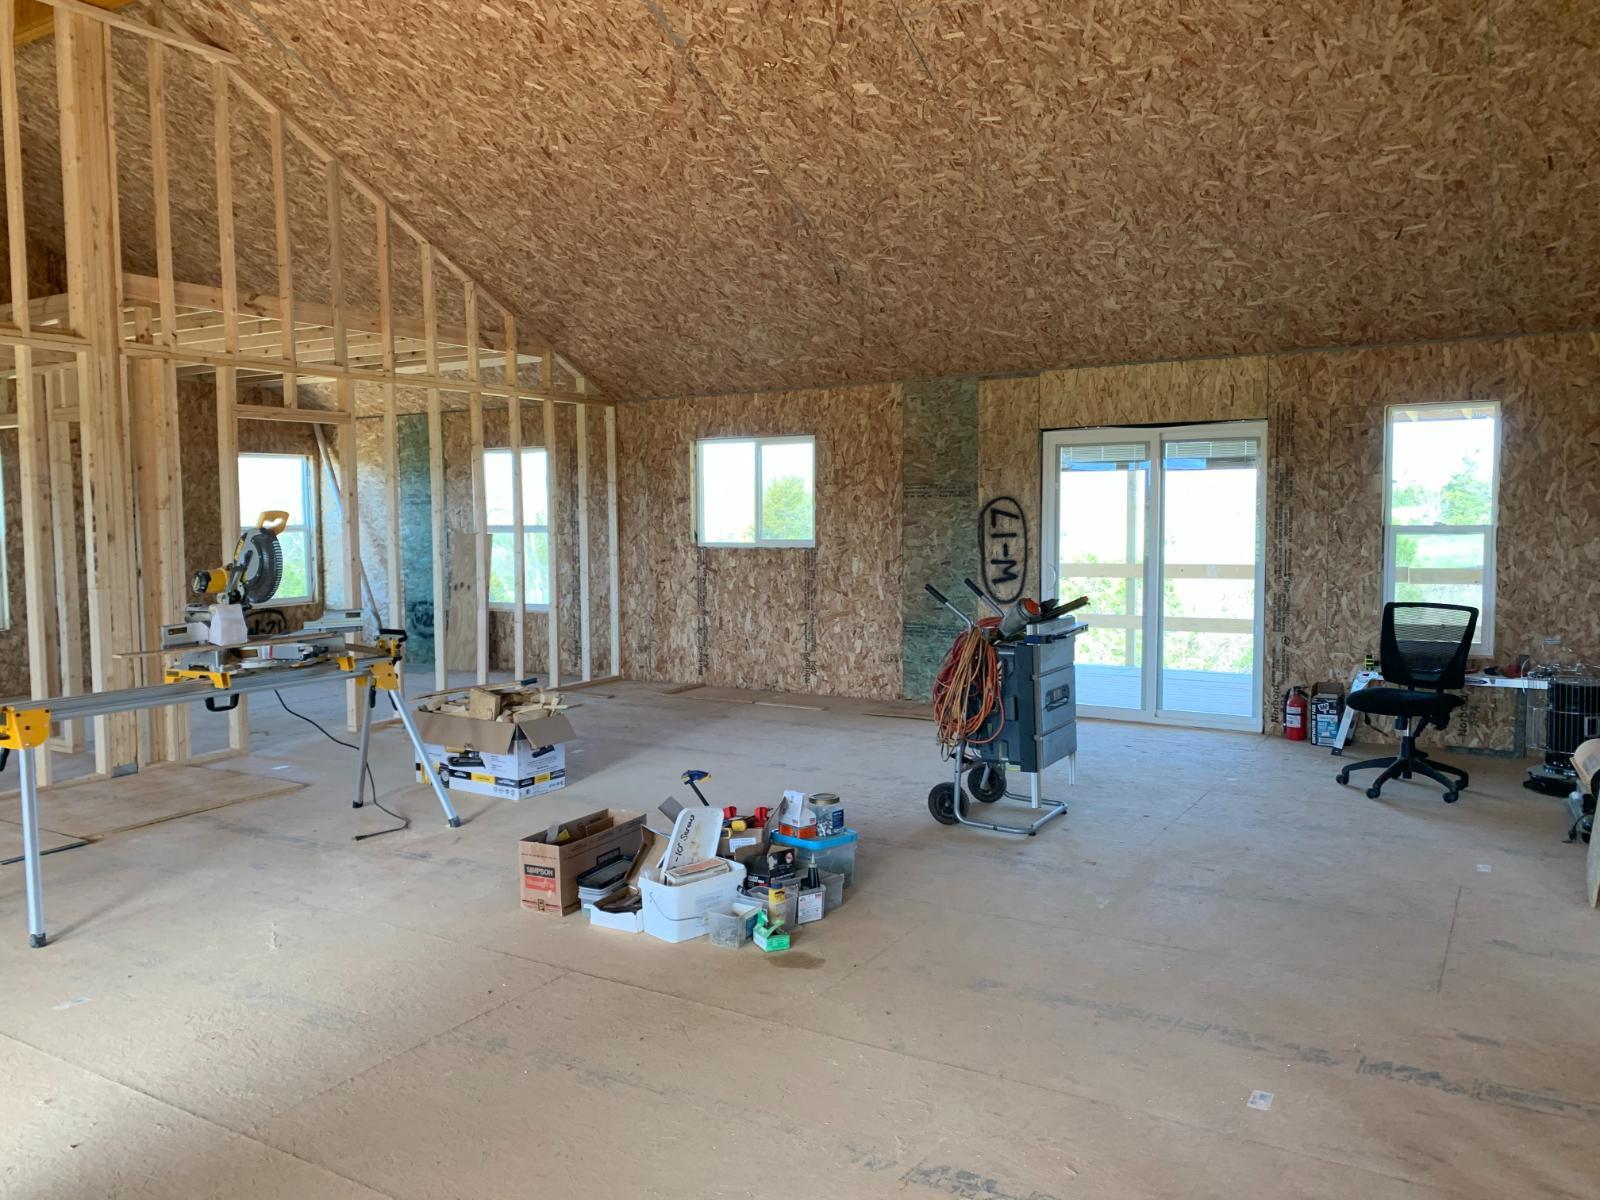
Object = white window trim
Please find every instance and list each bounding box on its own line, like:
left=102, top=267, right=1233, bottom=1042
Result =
left=1381, top=401, right=1500, bottom=657
left=483, top=446, right=552, bottom=612
left=693, top=435, right=817, bottom=548
left=239, top=452, right=317, bottom=605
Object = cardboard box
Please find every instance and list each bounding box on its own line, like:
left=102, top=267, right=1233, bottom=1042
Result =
left=414, top=707, right=577, bottom=801
left=518, top=809, right=646, bottom=916
left=1309, top=681, right=1344, bottom=747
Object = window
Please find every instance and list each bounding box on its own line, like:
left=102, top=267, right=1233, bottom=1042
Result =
left=238, top=452, right=316, bottom=604
left=483, top=448, right=550, bottom=608
left=1383, top=402, right=1499, bottom=653
left=694, top=436, right=815, bottom=547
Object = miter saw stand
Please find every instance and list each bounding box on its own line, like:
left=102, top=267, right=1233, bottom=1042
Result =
left=0, top=513, right=465, bottom=948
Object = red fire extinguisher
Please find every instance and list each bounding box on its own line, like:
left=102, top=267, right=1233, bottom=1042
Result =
left=1283, top=687, right=1308, bottom=741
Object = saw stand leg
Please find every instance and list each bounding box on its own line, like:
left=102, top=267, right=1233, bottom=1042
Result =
left=351, top=672, right=461, bottom=828
left=18, top=747, right=47, bottom=948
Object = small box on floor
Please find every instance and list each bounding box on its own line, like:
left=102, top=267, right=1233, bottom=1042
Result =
left=518, top=809, right=646, bottom=916
left=1309, top=681, right=1345, bottom=747
left=414, top=707, right=577, bottom=801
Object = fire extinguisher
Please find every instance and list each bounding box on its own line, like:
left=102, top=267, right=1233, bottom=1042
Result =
left=1283, top=687, right=1308, bottom=741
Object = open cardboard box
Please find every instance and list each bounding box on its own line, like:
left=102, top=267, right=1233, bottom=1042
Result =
left=518, top=808, right=645, bottom=916
left=416, top=707, right=577, bottom=801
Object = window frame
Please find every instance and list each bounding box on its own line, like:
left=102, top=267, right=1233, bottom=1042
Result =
left=693, top=434, right=817, bottom=549
left=237, top=451, right=317, bottom=606
left=1380, top=401, right=1500, bottom=657
left=482, top=446, right=552, bottom=612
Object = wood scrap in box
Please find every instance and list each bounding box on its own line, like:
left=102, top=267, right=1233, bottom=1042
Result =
left=417, top=681, right=567, bottom=722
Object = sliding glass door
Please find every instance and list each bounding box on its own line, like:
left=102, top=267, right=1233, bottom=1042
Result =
left=1043, top=422, right=1266, bottom=730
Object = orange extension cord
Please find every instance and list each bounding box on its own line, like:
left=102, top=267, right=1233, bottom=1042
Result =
left=931, top=619, right=1004, bottom=755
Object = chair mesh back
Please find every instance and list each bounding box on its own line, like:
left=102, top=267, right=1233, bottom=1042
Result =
left=1380, top=603, right=1477, bottom=690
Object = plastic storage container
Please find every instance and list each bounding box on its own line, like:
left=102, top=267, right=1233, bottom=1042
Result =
left=743, top=885, right=799, bottom=928
left=771, top=828, right=857, bottom=886
left=639, top=860, right=747, bottom=943
left=820, top=869, right=845, bottom=914
left=708, top=903, right=761, bottom=947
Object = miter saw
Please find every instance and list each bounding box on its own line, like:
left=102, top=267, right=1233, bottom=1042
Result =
left=161, top=510, right=366, bottom=686
left=192, top=509, right=288, bottom=644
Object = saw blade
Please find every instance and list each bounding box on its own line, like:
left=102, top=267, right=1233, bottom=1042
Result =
left=239, top=528, right=284, bottom=605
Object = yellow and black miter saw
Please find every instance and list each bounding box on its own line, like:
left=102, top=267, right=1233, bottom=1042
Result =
left=161, top=510, right=366, bottom=686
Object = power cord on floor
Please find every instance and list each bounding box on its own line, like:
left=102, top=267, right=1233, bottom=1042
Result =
left=273, top=691, right=410, bottom=841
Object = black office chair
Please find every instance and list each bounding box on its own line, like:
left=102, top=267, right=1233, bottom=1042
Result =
left=1336, top=602, right=1478, bottom=803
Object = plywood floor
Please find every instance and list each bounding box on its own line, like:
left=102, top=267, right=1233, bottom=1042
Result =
left=2, top=682, right=1597, bottom=1199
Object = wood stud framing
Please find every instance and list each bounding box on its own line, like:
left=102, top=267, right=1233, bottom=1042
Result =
left=506, top=311, right=525, bottom=681
left=55, top=12, right=141, bottom=773
left=420, top=243, right=446, bottom=690
left=466, top=282, right=488, bottom=684
left=0, top=2, right=619, bottom=787
left=541, top=348, right=560, bottom=687
left=3, top=0, right=53, bottom=783
left=376, top=202, right=401, bottom=628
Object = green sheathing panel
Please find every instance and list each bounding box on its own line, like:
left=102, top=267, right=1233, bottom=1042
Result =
left=397, top=413, right=436, bottom=664
left=899, top=378, right=978, bottom=700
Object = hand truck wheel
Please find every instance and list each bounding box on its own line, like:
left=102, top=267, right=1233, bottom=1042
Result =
left=928, top=782, right=960, bottom=826
left=966, top=763, right=1006, bottom=803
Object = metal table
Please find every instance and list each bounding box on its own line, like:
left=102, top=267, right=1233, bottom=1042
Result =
left=2, top=643, right=459, bottom=948
left=1328, top=669, right=1549, bottom=755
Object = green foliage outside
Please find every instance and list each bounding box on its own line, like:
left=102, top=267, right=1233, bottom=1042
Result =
left=1066, top=551, right=1252, bottom=674
left=741, top=475, right=813, bottom=541
left=488, top=531, right=551, bottom=605
left=276, top=531, right=310, bottom=600
left=1392, top=455, right=1491, bottom=605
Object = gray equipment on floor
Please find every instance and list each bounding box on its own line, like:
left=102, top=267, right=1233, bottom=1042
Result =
left=925, top=582, right=1084, bottom=836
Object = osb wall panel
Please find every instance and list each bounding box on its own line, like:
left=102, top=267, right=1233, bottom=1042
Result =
left=1039, top=357, right=1270, bottom=430
left=616, top=385, right=903, bottom=699
left=1272, top=334, right=1600, bottom=746
left=14, top=0, right=1585, bottom=400
left=978, top=375, right=1041, bottom=602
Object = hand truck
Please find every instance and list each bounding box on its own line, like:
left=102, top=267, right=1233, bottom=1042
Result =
left=924, top=582, right=1084, bottom=836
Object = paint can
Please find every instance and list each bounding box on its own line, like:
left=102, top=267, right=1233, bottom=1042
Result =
left=806, top=793, right=844, bottom=837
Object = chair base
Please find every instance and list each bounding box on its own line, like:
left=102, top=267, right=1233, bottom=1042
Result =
left=1335, top=728, right=1468, bottom=803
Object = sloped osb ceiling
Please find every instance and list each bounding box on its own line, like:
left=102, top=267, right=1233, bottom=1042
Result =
left=14, top=1, right=1600, bottom=400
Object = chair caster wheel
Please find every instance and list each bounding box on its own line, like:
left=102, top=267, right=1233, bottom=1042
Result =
left=1336, top=771, right=1350, bottom=786
left=1443, top=790, right=1459, bottom=804
left=928, top=782, right=960, bottom=826
left=1366, top=785, right=1382, bottom=799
